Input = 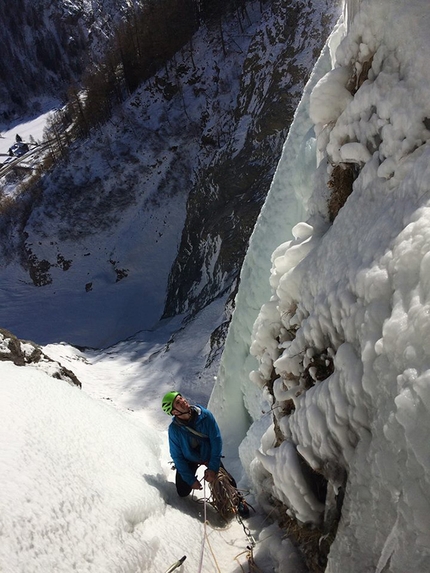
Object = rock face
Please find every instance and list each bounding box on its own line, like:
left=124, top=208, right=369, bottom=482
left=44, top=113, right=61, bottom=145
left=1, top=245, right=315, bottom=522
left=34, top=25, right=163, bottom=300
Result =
left=0, top=329, right=82, bottom=387
left=158, top=0, right=342, bottom=318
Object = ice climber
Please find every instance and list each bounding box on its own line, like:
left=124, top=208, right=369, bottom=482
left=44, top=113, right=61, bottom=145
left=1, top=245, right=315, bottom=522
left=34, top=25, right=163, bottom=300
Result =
left=161, top=391, right=250, bottom=517
left=161, top=391, right=232, bottom=494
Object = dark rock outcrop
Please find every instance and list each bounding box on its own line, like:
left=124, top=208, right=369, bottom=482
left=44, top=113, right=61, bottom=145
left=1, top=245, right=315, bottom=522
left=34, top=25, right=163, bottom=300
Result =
left=0, top=328, right=82, bottom=387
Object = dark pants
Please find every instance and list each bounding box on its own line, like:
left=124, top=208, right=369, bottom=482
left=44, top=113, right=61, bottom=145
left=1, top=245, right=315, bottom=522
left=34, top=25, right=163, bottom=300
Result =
left=175, top=461, right=236, bottom=497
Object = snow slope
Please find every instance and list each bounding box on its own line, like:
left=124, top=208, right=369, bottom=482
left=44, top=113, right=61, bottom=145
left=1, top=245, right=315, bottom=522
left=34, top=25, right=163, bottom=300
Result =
left=0, top=323, right=307, bottom=573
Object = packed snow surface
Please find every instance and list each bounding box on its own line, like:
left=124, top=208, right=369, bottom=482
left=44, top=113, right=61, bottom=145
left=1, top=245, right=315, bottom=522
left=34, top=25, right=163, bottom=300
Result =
left=0, top=321, right=306, bottom=573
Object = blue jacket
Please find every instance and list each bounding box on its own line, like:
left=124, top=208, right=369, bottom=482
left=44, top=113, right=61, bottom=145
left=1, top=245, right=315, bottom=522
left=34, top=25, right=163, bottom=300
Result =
left=168, top=405, right=222, bottom=486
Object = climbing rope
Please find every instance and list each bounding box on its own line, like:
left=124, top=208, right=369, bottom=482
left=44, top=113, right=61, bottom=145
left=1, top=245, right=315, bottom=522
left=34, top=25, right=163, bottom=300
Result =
left=197, top=479, right=207, bottom=572
left=197, top=479, right=223, bottom=573
left=208, top=468, right=243, bottom=521
left=234, top=547, right=265, bottom=573
left=182, top=466, right=261, bottom=572
left=207, top=469, right=262, bottom=572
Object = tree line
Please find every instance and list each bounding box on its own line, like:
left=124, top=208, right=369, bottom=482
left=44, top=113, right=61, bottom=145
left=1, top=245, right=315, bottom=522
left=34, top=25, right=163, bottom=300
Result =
left=47, top=0, right=256, bottom=146
left=0, top=0, right=87, bottom=122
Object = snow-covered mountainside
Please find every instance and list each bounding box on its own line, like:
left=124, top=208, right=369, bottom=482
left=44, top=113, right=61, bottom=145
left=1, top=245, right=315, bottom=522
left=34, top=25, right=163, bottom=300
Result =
left=209, top=0, right=430, bottom=570
left=162, top=0, right=340, bottom=319
left=0, top=0, right=145, bottom=121
left=0, top=0, right=339, bottom=348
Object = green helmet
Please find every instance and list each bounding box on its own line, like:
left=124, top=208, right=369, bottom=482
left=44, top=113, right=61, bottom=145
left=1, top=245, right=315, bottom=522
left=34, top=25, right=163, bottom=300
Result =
left=161, top=391, right=181, bottom=415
